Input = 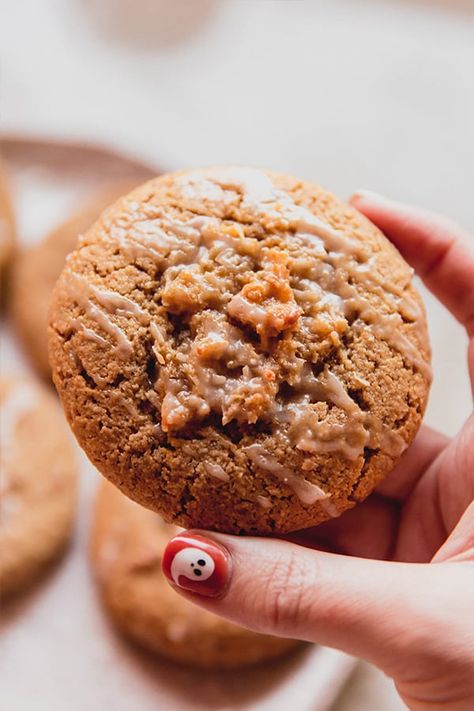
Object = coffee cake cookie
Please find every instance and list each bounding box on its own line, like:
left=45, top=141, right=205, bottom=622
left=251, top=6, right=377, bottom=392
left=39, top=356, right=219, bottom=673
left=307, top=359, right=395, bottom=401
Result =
left=91, top=481, right=300, bottom=668
left=11, top=183, right=142, bottom=379
left=0, top=376, right=77, bottom=601
left=0, top=158, right=15, bottom=288
left=49, top=167, right=431, bottom=534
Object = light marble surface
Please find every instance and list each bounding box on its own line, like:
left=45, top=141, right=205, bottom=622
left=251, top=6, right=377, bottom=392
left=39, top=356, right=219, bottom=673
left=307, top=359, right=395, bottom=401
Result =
left=1, top=1, right=473, bottom=709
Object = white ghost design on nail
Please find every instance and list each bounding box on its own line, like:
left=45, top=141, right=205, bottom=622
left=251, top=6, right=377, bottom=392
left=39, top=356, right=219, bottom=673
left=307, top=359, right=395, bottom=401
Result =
left=170, top=547, right=215, bottom=585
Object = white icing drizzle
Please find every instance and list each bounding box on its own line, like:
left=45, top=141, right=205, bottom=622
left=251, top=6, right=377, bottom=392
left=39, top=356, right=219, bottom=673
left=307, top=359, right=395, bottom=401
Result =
left=203, top=461, right=230, bottom=482
left=188, top=359, right=271, bottom=426
left=227, top=293, right=269, bottom=333
left=245, top=444, right=330, bottom=505
left=206, top=166, right=279, bottom=209
left=397, top=293, right=422, bottom=322
left=149, top=320, right=167, bottom=365
left=62, top=273, right=134, bottom=358
left=319, top=368, right=361, bottom=416
left=63, top=167, right=424, bottom=469
left=160, top=389, right=210, bottom=433
left=86, top=302, right=133, bottom=358
left=70, top=318, right=109, bottom=347
left=88, top=284, right=149, bottom=325
left=307, top=260, right=431, bottom=381
left=154, top=313, right=277, bottom=429
left=290, top=417, right=369, bottom=461
left=154, top=168, right=419, bottom=464
left=367, top=418, right=408, bottom=458
left=319, top=499, right=341, bottom=518
left=274, top=366, right=407, bottom=462
left=110, top=224, right=164, bottom=262
left=178, top=175, right=232, bottom=203
left=293, top=216, right=367, bottom=260
left=184, top=167, right=366, bottom=258
left=256, top=495, right=272, bottom=510
left=177, top=167, right=429, bottom=381
left=116, top=215, right=208, bottom=269
left=162, top=215, right=215, bottom=239
left=369, top=319, right=432, bottom=381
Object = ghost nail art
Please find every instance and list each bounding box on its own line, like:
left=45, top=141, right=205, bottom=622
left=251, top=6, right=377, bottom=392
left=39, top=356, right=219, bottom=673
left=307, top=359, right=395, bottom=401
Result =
left=170, top=548, right=215, bottom=585
left=163, top=532, right=230, bottom=598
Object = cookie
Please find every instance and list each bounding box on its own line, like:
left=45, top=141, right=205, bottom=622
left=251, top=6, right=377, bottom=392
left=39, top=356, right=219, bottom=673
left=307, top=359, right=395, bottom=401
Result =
left=11, top=182, right=142, bottom=379
left=0, top=375, right=77, bottom=601
left=48, top=167, right=431, bottom=534
left=0, top=157, right=16, bottom=288
left=90, top=481, right=300, bottom=668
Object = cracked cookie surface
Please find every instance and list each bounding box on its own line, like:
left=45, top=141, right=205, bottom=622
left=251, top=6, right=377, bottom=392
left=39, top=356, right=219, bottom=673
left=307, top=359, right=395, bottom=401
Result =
left=49, top=167, right=431, bottom=534
left=11, top=182, right=142, bottom=379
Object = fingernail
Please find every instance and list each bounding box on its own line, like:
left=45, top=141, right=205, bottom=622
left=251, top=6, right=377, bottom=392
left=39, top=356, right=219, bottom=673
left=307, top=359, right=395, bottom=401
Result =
left=162, top=531, right=231, bottom=598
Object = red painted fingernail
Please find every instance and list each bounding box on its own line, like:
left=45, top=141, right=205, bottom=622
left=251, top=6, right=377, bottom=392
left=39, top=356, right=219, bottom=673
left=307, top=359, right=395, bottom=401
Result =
left=162, top=531, right=231, bottom=599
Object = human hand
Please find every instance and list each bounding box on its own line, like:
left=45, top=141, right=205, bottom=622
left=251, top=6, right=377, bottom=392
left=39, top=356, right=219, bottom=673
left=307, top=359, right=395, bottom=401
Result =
left=163, top=193, right=474, bottom=711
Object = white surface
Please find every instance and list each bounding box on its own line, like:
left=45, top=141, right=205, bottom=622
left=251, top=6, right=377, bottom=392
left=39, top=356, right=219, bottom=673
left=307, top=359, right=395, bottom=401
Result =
left=1, top=1, right=473, bottom=709
left=333, top=661, right=406, bottom=711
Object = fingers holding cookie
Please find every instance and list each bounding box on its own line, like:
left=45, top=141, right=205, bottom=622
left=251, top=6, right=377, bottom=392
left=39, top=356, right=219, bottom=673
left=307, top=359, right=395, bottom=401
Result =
left=350, top=191, right=474, bottom=338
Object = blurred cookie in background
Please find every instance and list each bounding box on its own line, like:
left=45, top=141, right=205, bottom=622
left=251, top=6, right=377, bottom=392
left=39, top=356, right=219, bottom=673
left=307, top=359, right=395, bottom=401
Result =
left=0, top=157, right=16, bottom=295
left=10, top=181, right=142, bottom=380
left=82, top=0, right=216, bottom=49
left=0, top=375, right=78, bottom=602
left=90, top=481, right=302, bottom=669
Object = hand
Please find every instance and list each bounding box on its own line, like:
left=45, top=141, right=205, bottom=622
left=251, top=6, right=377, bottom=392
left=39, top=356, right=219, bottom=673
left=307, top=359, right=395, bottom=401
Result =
left=163, top=192, right=474, bottom=711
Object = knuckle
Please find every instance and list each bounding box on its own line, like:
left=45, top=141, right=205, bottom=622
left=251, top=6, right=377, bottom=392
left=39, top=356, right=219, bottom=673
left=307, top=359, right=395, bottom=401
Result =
left=262, top=549, right=316, bottom=633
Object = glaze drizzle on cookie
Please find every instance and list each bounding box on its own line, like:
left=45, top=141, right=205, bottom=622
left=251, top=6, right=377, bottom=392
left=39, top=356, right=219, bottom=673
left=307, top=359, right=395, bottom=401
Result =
left=51, top=167, right=429, bottom=520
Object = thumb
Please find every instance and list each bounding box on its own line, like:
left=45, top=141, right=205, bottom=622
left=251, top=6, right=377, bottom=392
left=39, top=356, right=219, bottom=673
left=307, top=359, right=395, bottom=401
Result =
left=161, top=530, right=462, bottom=675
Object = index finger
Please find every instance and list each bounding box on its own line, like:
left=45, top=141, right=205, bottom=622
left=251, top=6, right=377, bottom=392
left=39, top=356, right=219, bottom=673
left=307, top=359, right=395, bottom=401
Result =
left=349, top=191, right=474, bottom=337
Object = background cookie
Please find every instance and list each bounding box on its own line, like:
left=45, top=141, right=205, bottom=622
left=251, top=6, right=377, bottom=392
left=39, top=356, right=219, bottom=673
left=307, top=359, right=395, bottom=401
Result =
left=49, top=167, right=431, bottom=534
left=0, top=375, right=77, bottom=601
left=11, top=182, right=142, bottom=379
left=90, top=481, right=301, bottom=669
left=0, top=157, right=16, bottom=290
